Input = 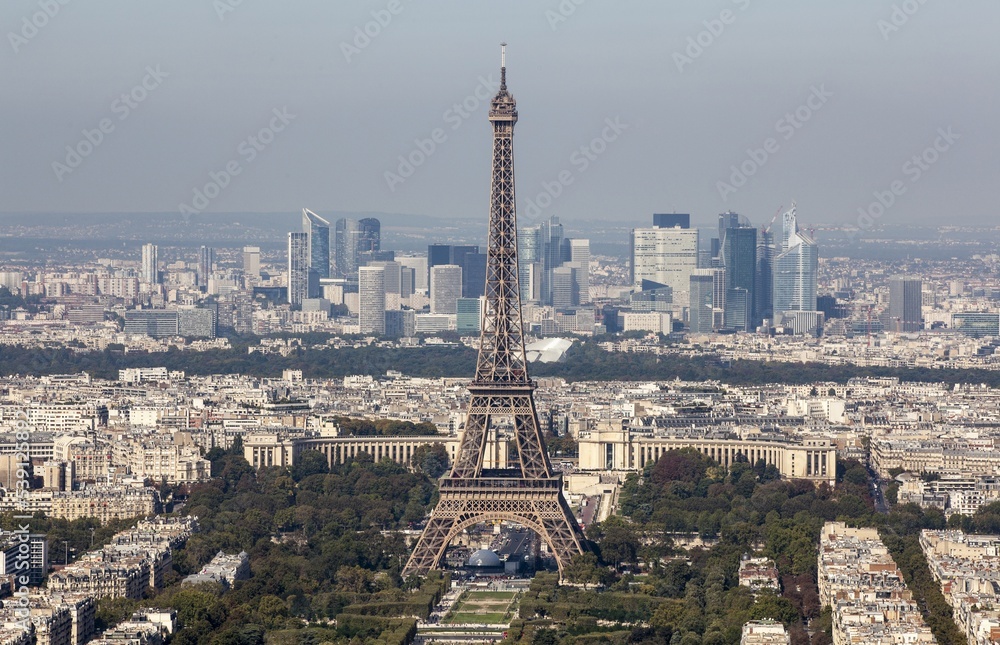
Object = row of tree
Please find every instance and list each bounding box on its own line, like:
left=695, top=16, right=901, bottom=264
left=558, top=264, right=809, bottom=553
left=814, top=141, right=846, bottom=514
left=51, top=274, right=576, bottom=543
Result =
left=6, top=340, right=1000, bottom=387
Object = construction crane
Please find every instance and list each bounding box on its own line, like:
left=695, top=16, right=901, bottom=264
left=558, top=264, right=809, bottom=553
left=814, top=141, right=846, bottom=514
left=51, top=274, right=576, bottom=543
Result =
left=763, top=205, right=783, bottom=234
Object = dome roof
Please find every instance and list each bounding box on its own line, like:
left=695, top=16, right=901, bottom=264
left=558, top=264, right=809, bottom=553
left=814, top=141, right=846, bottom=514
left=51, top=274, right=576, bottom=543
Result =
left=467, top=549, right=502, bottom=568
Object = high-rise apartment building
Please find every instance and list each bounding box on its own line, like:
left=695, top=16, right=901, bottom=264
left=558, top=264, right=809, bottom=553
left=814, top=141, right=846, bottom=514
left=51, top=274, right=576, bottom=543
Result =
left=358, top=265, right=386, bottom=335
left=887, top=276, right=923, bottom=332
left=772, top=206, right=818, bottom=321
left=140, top=243, right=158, bottom=284
left=430, top=264, right=462, bottom=314
left=287, top=232, right=310, bottom=309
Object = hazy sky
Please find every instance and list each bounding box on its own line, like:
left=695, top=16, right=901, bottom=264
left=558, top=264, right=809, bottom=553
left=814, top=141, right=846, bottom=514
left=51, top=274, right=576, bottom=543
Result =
left=3, top=1, right=997, bottom=231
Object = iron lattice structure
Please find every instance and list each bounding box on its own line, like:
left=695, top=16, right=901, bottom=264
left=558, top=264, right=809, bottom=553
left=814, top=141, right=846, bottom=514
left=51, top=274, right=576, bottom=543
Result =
left=402, top=46, right=586, bottom=579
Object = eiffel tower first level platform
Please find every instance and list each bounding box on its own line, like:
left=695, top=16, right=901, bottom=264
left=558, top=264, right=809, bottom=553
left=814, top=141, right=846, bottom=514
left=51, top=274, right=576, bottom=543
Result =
left=402, top=44, right=587, bottom=578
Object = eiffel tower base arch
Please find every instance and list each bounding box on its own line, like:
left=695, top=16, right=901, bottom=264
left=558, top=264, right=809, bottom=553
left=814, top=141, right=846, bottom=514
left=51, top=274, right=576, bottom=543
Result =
left=401, top=477, right=585, bottom=578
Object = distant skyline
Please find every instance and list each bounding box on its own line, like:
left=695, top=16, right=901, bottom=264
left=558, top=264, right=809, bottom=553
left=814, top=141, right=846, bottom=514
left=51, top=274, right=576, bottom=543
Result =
left=3, top=1, right=997, bottom=232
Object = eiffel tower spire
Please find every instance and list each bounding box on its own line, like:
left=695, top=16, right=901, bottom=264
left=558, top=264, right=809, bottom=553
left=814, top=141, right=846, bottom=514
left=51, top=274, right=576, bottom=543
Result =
left=402, top=45, right=587, bottom=579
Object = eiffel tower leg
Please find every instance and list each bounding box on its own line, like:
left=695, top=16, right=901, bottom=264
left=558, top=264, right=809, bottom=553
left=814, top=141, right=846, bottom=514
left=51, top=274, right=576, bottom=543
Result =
left=403, top=513, right=457, bottom=578
left=539, top=497, right=586, bottom=573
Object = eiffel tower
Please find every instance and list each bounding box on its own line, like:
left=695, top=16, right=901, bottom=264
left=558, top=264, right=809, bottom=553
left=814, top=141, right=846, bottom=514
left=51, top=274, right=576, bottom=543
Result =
left=402, top=45, right=587, bottom=578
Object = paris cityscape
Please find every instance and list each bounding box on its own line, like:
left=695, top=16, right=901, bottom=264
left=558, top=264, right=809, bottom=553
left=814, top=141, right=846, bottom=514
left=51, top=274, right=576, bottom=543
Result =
left=2, top=3, right=999, bottom=645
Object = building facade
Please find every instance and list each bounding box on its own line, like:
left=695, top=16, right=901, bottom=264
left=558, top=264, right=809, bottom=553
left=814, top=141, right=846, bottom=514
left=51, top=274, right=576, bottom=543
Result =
left=358, top=265, right=386, bottom=335
left=631, top=224, right=699, bottom=311
left=287, top=231, right=310, bottom=309
left=577, top=422, right=836, bottom=486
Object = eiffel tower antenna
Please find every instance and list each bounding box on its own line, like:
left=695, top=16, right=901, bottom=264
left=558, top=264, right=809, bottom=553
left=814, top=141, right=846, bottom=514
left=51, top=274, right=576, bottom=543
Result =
left=403, top=45, right=587, bottom=579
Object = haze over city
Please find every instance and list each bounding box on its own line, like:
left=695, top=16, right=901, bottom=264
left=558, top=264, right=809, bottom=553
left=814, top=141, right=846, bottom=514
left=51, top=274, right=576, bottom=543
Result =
left=4, top=1, right=997, bottom=229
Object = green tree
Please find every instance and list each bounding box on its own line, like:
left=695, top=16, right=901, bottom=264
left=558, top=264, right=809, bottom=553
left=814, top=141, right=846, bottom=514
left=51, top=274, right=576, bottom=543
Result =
left=410, top=443, right=449, bottom=478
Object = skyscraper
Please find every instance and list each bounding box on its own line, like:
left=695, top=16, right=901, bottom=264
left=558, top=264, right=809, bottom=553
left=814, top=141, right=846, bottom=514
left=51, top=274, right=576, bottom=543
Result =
left=303, top=209, right=331, bottom=296
left=397, top=255, right=429, bottom=293
left=517, top=226, right=543, bottom=302
left=334, top=218, right=359, bottom=278
left=370, top=260, right=405, bottom=310
left=460, top=250, right=488, bottom=299
left=456, top=297, right=484, bottom=334
left=358, top=265, right=386, bottom=335
left=569, top=239, right=591, bottom=304
left=772, top=205, right=818, bottom=320
left=427, top=244, right=484, bottom=298
left=427, top=244, right=455, bottom=271
left=358, top=218, right=381, bottom=255
left=242, top=246, right=261, bottom=280
left=197, top=246, right=214, bottom=289
left=541, top=216, right=564, bottom=304
left=888, top=276, right=923, bottom=332
left=717, top=211, right=742, bottom=242
left=631, top=220, right=699, bottom=311
left=430, top=264, right=462, bottom=314
left=551, top=266, right=578, bottom=309
left=755, top=230, right=774, bottom=323
left=724, top=288, right=750, bottom=331
left=721, top=223, right=756, bottom=330
left=689, top=269, right=716, bottom=334
left=287, top=232, right=309, bottom=309
left=140, top=243, right=158, bottom=284
left=712, top=267, right=728, bottom=330
left=653, top=213, right=690, bottom=229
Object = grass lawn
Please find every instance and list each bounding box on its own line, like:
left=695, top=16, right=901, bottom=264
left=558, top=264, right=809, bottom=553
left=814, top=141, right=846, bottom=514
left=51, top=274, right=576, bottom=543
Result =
left=461, top=600, right=510, bottom=611
left=442, top=589, right=520, bottom=625
left=464, top=591, right=517, bottom=600
left=447, top=612, right=508, bottom=624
